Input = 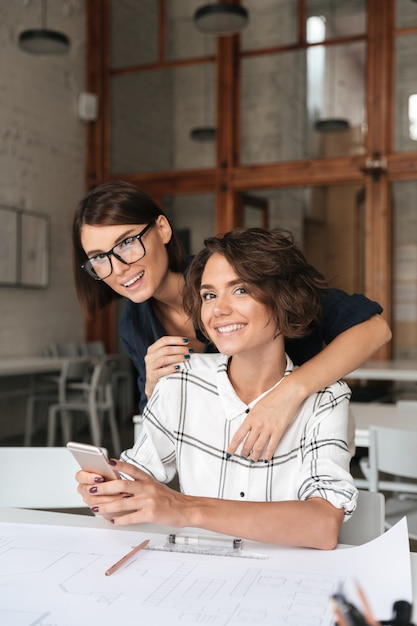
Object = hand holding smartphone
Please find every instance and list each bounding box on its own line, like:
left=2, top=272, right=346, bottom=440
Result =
left=67, top=441, right=120, bottom=480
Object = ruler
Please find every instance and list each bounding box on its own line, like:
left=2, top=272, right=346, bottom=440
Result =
left=147, top=542, right=267, bottom=559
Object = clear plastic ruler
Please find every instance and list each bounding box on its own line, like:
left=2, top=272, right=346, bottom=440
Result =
left=146, top=533, right=268, bottom=559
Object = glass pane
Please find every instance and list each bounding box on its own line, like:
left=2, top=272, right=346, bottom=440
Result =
left=111, top=64, right=216, bottom=174
left=240, top=184, right=365, bottom=296
left=392, top=181, right=417, bottom=359
left=240, top=43, right=365, bottom=165
left=111, top=0, right=158, bottom=68
left=394, top=34, right=417, bottom=152
left=309, top=42, right=366, bottom=158
left=165, top=0, right=216, bottom=61
left=396, top=0, right=417, bottom=29
left=241, top=0, right=298, bottom=51
left=306, top=0, right=366, bottom=40
left=163, top=194, right=216, bottom=255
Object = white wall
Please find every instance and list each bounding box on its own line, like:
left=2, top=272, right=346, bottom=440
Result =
left=0, top=0, right=86, bottom=358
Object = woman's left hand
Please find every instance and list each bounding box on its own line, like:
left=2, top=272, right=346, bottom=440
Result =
left=77, top=459, right=191, bottom=527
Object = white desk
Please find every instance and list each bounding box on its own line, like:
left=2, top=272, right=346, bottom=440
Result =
left=0, top=507, right=414, bottom=625
left=0, top=356, right=86, bottom=377
left=352, top=402, right=417, bottom=448
left=346, top=359, right=417, bottom=383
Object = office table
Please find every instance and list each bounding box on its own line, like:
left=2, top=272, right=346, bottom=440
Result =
left=352, top=401, right=417, bottom=449
left=0, top=507, right=414, bottom=625
left=0, top=356, right=88, bottom=377
left=345, top=359, right=417, bottom=383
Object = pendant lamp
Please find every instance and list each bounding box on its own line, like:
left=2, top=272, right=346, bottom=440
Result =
left=315, top=118, right=350, bottom=133
left=194, top=3, right=249, bottom=35
left=190, top=41, right=216, bottom=142
left=19, top=0, right=70, bottom=55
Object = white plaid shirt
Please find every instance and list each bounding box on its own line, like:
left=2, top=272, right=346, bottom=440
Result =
left=121, top=353, right=357, bottom=518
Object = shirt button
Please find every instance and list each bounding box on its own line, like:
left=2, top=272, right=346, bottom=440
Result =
left=240, top=491, right=245, bottom=498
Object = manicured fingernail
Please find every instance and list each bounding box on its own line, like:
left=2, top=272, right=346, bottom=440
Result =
left=264, top=459, right=269, bottom=464
left=182, top=338, right=189, bottom=343
left=91, top=506, right=99, bottom=513
left=94, top=476, right=105, bottom=483
left=174, top=364, right=180, bottom=370
left=110, top=519, right=115, bottom=524
left=188, top=348, right=194, bottom=354
left=89, top=486, right=98, bottom=494
left=226, top=452, right=231, bottom=459
left=108, top=458, right=117, bottom=466
left=250, top=459, right=255, bottom=465
left=184, top=354, right=190, bottom=359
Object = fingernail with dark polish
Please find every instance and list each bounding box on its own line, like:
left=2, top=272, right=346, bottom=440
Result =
left=226, top=452, right=231, bottom=459
left=108, top=458, right=117, bottom=466
left=184, top=354, right=190, bottom=359
left=182, top=338, right=189, bottom=343
left=89, top=486, right=98, bottom=494
left=91, top=506, right=99, bottom=513
left=94, top=476, right=105, bottom=483
left=110, top=519, right=115, bottom=524
left=188, top=348, right=194, bottom=354
left=174, top=364, right=180, bottom=370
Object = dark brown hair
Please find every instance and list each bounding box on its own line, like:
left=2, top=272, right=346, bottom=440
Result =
left=72, top=181, right=187, bottom=316
left=184, top=228, right=328, bottom=339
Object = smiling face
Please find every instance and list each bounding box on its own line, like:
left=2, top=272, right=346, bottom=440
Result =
left=199, top=253, right=280, bottom=358
left=80, top=215, right=172, bottom=302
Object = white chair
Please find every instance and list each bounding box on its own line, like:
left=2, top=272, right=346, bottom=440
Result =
left=79, top=340, right=106, bottom=357
left=338, top=489, right=385, bottom=545
left=360, top=425, right=417, bottom=539
left=79, top=341, right=134, bottom=424
left=47, top=341, right=81, bottom=357
left=0, top=447, right=88, bottom=509
left=25, top=357, right=91, bottom=446
left=47, top=359, right=121, bottom=456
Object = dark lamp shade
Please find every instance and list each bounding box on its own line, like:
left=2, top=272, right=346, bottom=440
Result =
left=190, top=127, right=217, bottom=141
left=314, top=118, right=350, bottom=133
left=194, top=3, right=249, bottom=35
left=18, top=29, right=70, bottom=54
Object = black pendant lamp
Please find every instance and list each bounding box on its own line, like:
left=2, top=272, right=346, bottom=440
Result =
left=315, top=118, right=350, bottom=133
left=19, top=0, right=70, bottom=55
left=194, top=3, right=249, bottom=35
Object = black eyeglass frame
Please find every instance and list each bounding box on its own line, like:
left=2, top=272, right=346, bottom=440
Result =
left=81, top=221, right=155, bottom=281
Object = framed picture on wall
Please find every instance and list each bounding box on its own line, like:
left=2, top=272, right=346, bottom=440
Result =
left=0, top=206, right=19, bottom=285
left=20, top=211, right=50, bottom=288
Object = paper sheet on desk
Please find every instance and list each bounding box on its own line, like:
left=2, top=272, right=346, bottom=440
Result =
left=0, top=517, right=411, bottom=626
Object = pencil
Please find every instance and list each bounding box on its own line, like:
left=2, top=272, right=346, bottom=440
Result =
left=356, top=582, right=380, bottom=626
left=105, top=538, right=150, bottom=576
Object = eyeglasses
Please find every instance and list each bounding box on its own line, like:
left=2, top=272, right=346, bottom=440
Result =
left=81, top=221, right=155, bottom=280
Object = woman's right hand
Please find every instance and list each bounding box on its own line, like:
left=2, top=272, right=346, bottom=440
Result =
left=144, top=336, right=195, bottom=400
left=75, top=469, right=130, bottom=519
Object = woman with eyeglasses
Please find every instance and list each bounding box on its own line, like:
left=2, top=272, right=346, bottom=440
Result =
left=72, top=181, right=391, bottom=461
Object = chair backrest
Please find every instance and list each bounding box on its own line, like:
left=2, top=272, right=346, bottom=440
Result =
left=48, top=342, right=80, bottom=357
left=369, top=426, right=417, bottom=493
left=57, top=357, right=91, bottom=402
left=79, top=341, right=106, bottom=357
left=338, top=489, right=385, bottom=545
left=0, top=447, right=87, bottom=509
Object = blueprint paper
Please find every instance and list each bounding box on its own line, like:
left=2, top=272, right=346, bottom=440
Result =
left=0, top=517, right=411, bottom=626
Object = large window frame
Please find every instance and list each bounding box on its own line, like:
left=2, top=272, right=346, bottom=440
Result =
left=85, top=0, right=417, bottom=357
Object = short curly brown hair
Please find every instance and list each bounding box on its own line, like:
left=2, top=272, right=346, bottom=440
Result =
left=184, top=228, right=328, bottom=340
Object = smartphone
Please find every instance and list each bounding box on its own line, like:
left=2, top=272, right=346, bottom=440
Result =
left=66, top=442, right=120, bottom=480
